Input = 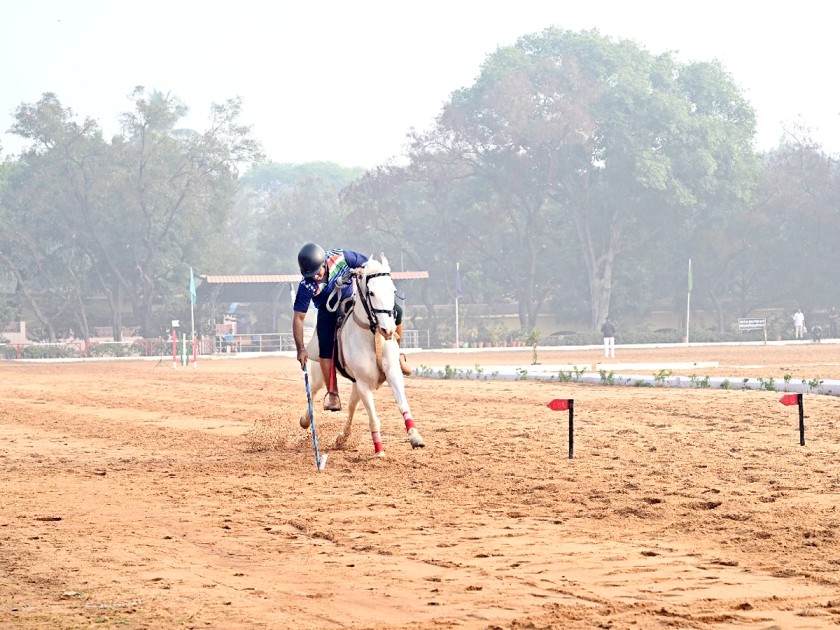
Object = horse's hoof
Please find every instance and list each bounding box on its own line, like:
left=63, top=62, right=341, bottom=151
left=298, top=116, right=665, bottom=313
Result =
left=408, top=428, right=425, bottom=448
left=299, top=413, right=311, bottom=429
left=374, top=451, right=386, bottom=458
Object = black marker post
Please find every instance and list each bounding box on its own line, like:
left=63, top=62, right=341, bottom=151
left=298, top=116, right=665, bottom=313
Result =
left=547, top=398, right=574, bottom=459
left=779, top=393, right=805, bottom=446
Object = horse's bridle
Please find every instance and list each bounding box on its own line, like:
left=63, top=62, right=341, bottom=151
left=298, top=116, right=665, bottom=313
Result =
left=354, top=272, right=396, bottom=335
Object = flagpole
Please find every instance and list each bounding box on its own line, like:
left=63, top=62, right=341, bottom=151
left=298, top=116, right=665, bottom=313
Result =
left=189, top=267, right=198, bottom=368
left=190, top=270, right=196, bottom=343
left=191, top=300, right=196, bottom=367
left=685, top=258, right=692, bottom=344
left=455, top=262, right=460, bottom=349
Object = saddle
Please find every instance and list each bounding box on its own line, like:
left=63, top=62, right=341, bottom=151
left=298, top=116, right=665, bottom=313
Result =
left=334, top=296, right=387, bottom=386
left=333, top=297, right=356, bottom=383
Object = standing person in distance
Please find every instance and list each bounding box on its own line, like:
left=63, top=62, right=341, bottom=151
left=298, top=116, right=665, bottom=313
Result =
left=601, top=316, right=616, bottom=359
left=793, top=308, right=805, bottom=339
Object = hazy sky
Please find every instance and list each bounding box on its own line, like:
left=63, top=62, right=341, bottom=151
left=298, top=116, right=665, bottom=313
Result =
left=2, top=1, right=838, bottom=168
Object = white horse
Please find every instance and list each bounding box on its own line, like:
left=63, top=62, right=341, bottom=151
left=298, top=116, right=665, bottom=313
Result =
left=299, top=254, right=425, bottom=457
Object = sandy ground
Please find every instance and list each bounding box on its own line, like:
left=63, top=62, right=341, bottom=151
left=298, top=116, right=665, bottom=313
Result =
left=3, top=342, right=840, bottom=629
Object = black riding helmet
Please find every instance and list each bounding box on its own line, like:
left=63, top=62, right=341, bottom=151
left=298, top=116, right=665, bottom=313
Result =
left=297, top=243, right=326, bottom=279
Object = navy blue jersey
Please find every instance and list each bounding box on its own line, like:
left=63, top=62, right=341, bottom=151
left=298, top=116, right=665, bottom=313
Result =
left=293, top=249, right=368, bottom=313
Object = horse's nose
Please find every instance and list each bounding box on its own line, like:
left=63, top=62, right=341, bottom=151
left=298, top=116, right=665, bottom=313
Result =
left=379, top=327, right=394, bottom=340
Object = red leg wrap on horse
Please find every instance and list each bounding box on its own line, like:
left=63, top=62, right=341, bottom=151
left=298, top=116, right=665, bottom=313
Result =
left=372, top=432, right=384, bottom=454
left=402, top=411, right=415, bottom=431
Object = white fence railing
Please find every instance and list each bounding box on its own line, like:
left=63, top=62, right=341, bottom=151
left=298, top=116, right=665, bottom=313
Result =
left=215, top=330, right=423, bottom=353
left=1, top=330, right=425, bottom=360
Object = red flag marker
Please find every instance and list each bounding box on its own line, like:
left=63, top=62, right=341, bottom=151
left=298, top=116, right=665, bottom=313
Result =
left=547, top=399, right=575, bottom=458
left=778, top=393, right=805, bottom=446
left=779, top=393, right=799, bottom=406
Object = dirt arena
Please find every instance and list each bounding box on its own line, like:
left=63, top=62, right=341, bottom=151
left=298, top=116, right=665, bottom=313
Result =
left=3, top=343, right=840, bottom=629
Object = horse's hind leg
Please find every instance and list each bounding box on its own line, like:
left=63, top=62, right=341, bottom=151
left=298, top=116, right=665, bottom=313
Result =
left=384, top=372, right=425, bottom=449
left=334, top=382, right=360, bottom=449
left=404, top=415, right=425, bottom=449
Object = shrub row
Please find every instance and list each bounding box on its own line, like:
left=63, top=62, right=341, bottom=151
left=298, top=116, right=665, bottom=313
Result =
left=0, top=339, right=175, bottom=360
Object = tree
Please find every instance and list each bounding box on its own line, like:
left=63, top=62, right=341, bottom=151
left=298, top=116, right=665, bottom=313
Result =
left=748, top=132, right=840, bottom=310
left=342, top=163, right=462, bottom=344
left=3, top=89, right=263, bottom=340
left=0, top=160, right=19, bottom=328
left=233, top=161, right=363, bottom=275
left=395, top=41, right=599, bottom=331
left=399, top=28, right=758, bottom=330
left=108, top=88, right=262, bottom=335
left=1, top=95, right=104, bottom=342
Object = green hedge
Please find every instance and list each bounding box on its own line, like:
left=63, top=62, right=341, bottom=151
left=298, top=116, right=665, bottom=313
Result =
left=20, top=344, right=83, bottom=359
left=0, top=339, right=170, bottom=359
left=89, top=342, right=144, bottom=358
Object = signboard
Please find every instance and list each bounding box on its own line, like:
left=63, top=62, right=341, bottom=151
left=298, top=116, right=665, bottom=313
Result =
left=738, top=318, right=766, bottom=331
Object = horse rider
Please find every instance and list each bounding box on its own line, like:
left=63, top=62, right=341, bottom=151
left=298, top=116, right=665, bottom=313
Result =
left=293, top=243, right=411, bottom=412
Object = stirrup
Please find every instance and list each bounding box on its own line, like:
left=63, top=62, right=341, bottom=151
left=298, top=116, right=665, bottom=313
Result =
left=323, top=392, right=341, bottom=412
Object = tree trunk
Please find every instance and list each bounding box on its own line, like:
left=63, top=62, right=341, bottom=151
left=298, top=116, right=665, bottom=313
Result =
left=573, top=208, right=621, bottom=331
left=112, top=283, right=124, bottom=342
left=1, top=252, right=57, bottom=342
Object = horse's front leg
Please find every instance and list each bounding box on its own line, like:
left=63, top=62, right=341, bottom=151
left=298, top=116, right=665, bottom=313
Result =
left=355, top=381, right=386, bottom=457
left=334, top=382, right=360, bottom=449
left=383, top=347, right=425, bottom=449
left=299, top=356, right=325, bottom=429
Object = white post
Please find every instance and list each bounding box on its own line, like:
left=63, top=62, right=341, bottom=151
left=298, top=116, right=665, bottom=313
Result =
left=685, top=258, right=692, bottom=344
left=189, top=267, right=198, bottom=368
left=455, top=262, right=460, bottom=349
left=190, top=298, right=197, bottom=368
left=686, top=292, right=691, bottom=344
left=455, top=298, right=460, bottom=349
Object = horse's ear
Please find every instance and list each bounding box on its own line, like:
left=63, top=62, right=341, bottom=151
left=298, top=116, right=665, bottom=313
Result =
left=380, top=252, right=389, bottom=267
